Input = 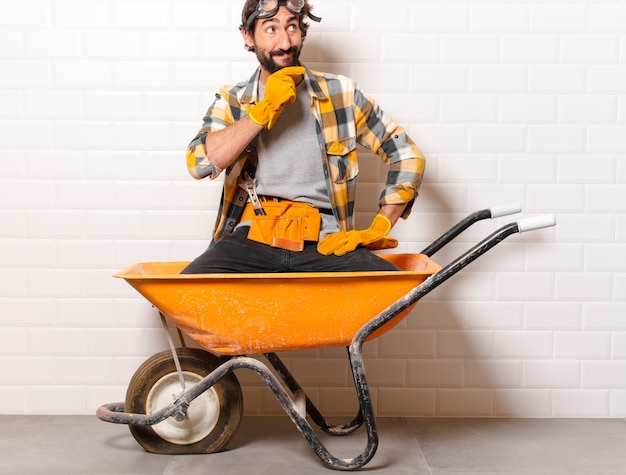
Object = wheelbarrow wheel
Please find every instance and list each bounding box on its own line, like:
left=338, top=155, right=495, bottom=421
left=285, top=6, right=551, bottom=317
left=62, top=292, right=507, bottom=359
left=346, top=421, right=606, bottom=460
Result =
left=125, top=348, right=243, bottom=455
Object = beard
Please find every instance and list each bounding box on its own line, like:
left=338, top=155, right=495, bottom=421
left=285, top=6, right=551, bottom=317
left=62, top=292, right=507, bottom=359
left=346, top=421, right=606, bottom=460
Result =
left=255, top=45, right=301, bottom=74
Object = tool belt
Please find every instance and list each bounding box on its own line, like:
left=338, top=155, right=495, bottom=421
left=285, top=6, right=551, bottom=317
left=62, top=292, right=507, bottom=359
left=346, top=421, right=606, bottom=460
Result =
left=241, top=199, right=321, bottom=252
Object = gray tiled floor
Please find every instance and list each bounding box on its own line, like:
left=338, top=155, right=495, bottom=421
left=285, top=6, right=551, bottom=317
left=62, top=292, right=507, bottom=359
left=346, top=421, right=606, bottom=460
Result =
left=1, top=415, right=625, bottom=474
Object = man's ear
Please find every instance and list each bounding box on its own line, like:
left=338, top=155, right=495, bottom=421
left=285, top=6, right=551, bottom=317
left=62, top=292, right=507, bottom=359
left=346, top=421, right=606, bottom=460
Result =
left=240, top=27, right=254, bottom=50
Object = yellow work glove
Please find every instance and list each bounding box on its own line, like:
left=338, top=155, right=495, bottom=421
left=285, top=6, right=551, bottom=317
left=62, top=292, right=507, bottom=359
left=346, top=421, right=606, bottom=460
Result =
left=247, top=66, right=305, bottom=129
left=317, top=214, right=398, bottom=257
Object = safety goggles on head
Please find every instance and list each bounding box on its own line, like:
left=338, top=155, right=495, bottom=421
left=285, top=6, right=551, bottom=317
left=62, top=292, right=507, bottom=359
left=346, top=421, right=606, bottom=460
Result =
left=244, top=0, right=321, bottom=32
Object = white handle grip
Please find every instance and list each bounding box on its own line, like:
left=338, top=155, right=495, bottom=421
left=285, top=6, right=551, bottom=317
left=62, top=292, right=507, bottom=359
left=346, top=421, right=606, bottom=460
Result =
left=490, top=203, right=522, bottom=218
left=517, top=214, right=556, bottom=233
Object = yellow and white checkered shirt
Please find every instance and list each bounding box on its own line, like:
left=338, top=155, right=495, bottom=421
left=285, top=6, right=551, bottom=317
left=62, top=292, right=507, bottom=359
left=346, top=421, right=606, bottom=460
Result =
left=187, top=66, right=425, bottom=244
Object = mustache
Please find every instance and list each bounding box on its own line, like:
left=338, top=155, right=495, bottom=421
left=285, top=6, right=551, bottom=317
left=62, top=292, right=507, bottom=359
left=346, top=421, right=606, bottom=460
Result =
left=270, top=47, right=298, bottom=57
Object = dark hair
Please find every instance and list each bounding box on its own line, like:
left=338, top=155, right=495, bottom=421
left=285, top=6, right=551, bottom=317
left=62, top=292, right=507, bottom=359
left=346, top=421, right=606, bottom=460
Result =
left=240, top=0, right=313, bottom=51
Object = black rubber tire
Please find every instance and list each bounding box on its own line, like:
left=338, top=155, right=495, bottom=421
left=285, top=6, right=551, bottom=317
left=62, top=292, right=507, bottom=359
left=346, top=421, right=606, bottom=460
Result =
left=125, top=348, right=243, bottom=454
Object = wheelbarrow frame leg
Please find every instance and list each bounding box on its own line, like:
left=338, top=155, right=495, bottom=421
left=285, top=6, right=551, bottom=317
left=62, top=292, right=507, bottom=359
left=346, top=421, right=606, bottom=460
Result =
left=259, top=350, right=378, bottom=470
left=264, top=352, right=365, bottom=436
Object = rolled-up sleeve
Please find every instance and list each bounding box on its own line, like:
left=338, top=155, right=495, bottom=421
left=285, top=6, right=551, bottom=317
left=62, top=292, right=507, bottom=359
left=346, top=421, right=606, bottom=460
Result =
left=354, top=87, right=426, bottom=218
left=186, top=90, right=233, bottom=180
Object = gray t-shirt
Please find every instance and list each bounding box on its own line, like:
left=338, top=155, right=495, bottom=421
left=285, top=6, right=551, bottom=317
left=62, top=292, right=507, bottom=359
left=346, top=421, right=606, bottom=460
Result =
left=253, top=81, right=339, bottom=238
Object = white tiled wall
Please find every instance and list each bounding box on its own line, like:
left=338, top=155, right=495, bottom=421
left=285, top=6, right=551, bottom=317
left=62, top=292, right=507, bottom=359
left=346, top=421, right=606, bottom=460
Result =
left=1, top=0, right=625, bottom=418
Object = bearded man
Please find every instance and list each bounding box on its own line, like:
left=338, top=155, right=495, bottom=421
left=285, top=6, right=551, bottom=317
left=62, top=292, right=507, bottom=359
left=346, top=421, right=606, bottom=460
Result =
left=183, top=0, right=425, bottom=273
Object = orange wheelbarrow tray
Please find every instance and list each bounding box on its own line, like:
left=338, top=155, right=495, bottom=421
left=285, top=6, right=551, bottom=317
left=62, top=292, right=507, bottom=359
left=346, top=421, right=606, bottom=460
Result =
left=97, top=207, right=555, bottom=471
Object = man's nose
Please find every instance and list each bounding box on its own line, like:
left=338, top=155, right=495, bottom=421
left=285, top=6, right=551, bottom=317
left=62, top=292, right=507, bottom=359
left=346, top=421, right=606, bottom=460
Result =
left=276, top=28, right=292, bottom=49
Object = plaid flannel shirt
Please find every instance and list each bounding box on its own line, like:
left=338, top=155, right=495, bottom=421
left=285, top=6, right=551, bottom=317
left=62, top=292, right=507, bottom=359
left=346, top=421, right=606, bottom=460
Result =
left=186, top=66, right=425, bottom=244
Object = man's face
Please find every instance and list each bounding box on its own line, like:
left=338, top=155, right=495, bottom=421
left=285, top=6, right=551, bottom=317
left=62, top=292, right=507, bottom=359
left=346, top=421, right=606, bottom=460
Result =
left=243, top=7, right=303, bottom=80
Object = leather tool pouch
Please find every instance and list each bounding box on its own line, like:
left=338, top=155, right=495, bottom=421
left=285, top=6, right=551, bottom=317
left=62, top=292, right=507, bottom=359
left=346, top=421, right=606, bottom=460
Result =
left=242, top=201, right=321, bottom=252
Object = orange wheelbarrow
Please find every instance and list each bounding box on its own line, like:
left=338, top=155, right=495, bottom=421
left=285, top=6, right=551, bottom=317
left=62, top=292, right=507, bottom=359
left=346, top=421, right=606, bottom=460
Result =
left=97, top=206, right=555, bottom=471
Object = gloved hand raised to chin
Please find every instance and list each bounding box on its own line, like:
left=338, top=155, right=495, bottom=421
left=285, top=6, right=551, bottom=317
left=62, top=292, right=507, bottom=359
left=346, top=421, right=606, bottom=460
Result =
left=317, top=214, right=398, bottom=257
left=246, top=66, right=306, bottom=129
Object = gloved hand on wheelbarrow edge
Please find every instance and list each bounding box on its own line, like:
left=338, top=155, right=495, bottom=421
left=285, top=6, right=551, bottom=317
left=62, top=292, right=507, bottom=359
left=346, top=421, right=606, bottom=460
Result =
left=317, top=214, right=398, bottom=256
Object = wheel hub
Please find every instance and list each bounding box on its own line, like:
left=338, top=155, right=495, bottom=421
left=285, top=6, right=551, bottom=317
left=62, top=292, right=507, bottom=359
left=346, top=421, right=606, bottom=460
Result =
left=146, top=371, right=220, bottom=445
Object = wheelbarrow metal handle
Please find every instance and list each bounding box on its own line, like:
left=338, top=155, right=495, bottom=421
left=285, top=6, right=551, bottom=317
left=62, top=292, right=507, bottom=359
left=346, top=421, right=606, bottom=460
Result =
left=356, top=213, right=556, bottom=348
left=421, top=204, right=522, bottom=257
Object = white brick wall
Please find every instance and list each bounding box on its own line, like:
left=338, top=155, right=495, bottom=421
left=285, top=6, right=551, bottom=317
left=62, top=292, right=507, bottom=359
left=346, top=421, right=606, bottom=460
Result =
left=1, top=0, right=625, bottom=418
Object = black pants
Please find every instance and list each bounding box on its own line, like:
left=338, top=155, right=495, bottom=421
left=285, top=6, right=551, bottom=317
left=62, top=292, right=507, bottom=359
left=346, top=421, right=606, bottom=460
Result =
left=181, top=227, right=400, bottom=274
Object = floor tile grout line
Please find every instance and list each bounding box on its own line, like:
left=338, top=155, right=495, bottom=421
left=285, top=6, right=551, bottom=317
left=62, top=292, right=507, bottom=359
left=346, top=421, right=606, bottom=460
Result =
left=402, top=417, right=435, bottom=475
